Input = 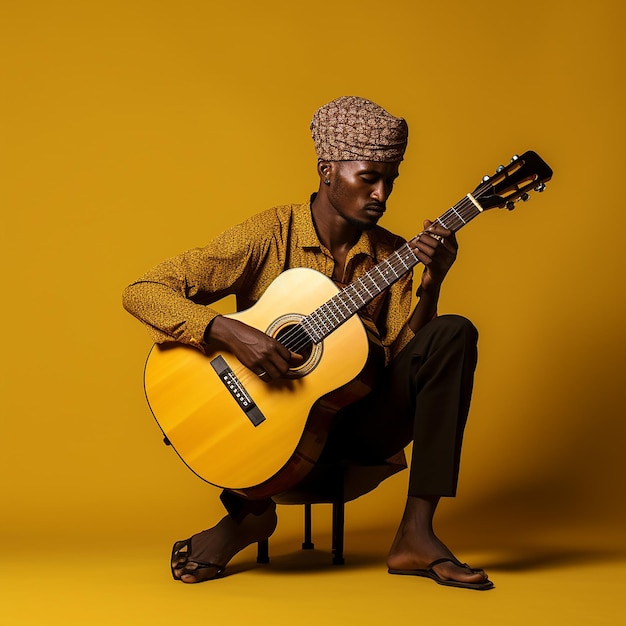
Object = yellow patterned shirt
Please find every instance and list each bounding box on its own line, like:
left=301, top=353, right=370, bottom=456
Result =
left=123, top=200, right=415, bottom=364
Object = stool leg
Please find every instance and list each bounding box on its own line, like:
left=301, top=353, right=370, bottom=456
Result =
left=257, top=538, right=269, bottom=564
left=302, top=503, right=314, bottom=550
left=332, top=501, right=345, bottom=565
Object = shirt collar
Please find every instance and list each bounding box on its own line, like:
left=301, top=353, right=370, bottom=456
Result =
left=293, top=196, right=376, bottom=260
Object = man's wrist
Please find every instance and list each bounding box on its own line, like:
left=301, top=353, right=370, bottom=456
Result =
left=203, top=315, right=222, bottom=344
left=416, top=283, right=441, bottom=300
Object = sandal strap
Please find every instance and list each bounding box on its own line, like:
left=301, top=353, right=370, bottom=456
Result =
left=180, top=561, right=224, bottom=575
left=427, top=557, right=463, bottom=569
left=427, top=557, right=483, bottom=574
left=185, top=560, right=224, bottom=571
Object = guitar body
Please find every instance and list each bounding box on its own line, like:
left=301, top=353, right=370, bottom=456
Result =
left=144, top=268, right=371, bottom=498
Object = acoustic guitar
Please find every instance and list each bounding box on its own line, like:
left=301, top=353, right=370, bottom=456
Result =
left=144, top=151, right=553, bottom=499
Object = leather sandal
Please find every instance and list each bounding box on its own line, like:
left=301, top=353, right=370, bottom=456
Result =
left=388, top=556, right=494, bottom=590
left=170, top=538, right=225, bottom=582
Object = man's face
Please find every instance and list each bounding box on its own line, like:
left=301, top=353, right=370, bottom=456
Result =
left=326, top=161, right=400, bottom=231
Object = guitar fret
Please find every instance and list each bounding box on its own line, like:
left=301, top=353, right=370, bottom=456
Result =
left=331, top=303, right=345, bottom=324
left=437, top=214, right=450, bottom=229
left=304, top=313, right=326, bottom=342
left=324, top=306, right=345, bottom=327
left=303, top=318, right=319, bottom=342
left=450, top=206, right=466, bottom=224
left=360, top=278, right=374, bottom=298
left=437, top=207, right=469, bottom=233
left=307, top=326, right=325, bottom=343
left=397, top=252, right=411, bottom=271
left=371, top=265, right=385, bottom=288
left=375, top=260, right=396, bottom=286
left=322, top=307, right=339, bottom=329
left=322, top=300, right=341, bottom=325
left=331, top=294, right=352, bottom=317
left=356, top=274, right=380, bottom=304
left=338, top=295, right=354, bottom=314
left=346, top=285, right=366, bottom=308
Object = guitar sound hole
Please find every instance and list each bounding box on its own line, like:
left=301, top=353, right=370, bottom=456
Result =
left=275, top=323, right=313, bottom=364
left=266, top=315, right=322, bottom=379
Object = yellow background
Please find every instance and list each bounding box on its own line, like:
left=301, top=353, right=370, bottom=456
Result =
left=1, top=1, right=624, bottom=624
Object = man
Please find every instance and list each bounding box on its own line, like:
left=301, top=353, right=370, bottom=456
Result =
left=123, top=96, right=493, bottom=590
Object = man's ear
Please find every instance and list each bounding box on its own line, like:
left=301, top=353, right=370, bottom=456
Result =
left=317, top=161, right=334, bottom=185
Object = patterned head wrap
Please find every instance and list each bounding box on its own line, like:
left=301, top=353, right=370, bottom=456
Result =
left=310, top=96, right=408, bottom=162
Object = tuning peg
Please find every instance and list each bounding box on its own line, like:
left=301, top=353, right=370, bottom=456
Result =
left=534, top=182, right=546, bottom=192
left=505, top=200, right=515, bottom=210
left=510, top=154, right=519, bottom=162
left=496, top=165, right=505, bottom=173
left=482, top=175, right=491, bottom=182
left=520, top=192, right=530, bottom=202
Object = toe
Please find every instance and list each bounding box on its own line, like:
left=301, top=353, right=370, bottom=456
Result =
left=433, top=561, right=489, bottom=584
left=171, top=540, right=190, bottom=570
left=178, top=563, right=223, bottom=583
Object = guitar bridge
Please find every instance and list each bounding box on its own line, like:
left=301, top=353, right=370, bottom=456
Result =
left=210, top=355, right=266, bottom=427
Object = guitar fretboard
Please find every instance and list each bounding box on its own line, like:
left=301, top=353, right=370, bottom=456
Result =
left=300, top=193, right=484, bottom=344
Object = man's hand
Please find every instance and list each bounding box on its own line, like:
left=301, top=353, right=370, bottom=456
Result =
left=206, top=316, right=303, bottom=382
left=409, top=219, right=458, bottom=294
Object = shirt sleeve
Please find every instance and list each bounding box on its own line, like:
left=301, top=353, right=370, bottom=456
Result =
left=122, top=212, right=273, bottom=352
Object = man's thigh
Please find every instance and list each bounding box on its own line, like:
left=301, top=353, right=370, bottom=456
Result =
left=321, top=314, right=477, bottom=464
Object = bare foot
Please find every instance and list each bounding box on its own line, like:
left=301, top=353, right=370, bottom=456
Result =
left=171, top=504, right=277, bottom=583
left=387, top=496, right=491, bottom=588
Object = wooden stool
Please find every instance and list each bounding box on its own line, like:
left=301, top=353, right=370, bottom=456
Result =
left=257, top=497, right=346, bottom=566
left=256, top=454, right=406, bottom=566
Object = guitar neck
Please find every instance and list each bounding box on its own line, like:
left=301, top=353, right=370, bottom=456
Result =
left=301, top=192, right=484, bottom=344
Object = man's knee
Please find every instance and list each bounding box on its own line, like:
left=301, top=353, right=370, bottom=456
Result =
left=427, top=314, right=478, bottom=345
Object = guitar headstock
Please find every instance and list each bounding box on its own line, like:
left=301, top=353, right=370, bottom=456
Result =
left=475, top=150, right=553, bottom=211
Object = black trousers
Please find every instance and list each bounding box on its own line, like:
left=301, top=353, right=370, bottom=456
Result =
left=221, top=314, right=478, bottom=517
